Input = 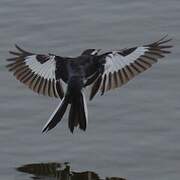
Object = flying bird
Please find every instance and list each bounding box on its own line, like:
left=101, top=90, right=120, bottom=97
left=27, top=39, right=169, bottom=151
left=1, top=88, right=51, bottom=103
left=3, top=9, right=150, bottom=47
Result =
left=6, top=36, right=172, bottom=133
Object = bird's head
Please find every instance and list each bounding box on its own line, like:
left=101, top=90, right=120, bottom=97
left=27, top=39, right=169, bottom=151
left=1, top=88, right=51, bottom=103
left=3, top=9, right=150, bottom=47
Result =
left=81, top=49, right=100, bottom=56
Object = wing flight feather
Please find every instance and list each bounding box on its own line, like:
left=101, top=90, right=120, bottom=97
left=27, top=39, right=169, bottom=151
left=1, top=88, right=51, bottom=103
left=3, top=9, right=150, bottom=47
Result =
left=6, top=45, right=64, bottom=98
left=89, top=36, right=172, bottom=100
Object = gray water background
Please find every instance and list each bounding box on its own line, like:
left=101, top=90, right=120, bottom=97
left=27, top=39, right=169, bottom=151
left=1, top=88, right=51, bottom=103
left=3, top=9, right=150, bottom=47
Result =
left=0, top=0, right=180, bottom=179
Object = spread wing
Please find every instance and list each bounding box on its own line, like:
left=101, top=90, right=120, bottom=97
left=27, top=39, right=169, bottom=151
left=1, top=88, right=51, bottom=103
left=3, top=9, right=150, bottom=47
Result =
left=89, top=36, right=173, bottom=100
left=6, top=45, right=65, bottom=98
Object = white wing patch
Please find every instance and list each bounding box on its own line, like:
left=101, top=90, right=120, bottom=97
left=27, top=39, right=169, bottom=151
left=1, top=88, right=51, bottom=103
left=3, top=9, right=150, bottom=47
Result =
left=100, top=47, right=149, bottom=92
left=25, top=55, right=56, bottom=80
left=89, top=37, right=172, bottom=100
left=104, top=47, right=147, bottom=74
left=7, top=46, right=64, bottom=99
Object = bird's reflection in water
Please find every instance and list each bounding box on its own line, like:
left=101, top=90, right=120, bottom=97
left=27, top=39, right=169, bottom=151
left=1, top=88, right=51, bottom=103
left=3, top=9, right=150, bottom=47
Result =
left=17, top=162, right=126, bottom=180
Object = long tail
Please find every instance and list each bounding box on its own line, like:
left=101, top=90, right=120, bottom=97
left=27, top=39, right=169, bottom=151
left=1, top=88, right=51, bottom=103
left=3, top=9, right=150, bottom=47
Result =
left=42, top=91, right=88, bottom=133
left=42, top=96, right=69, bottom=133
left=68, top=91, right=88, bottom=133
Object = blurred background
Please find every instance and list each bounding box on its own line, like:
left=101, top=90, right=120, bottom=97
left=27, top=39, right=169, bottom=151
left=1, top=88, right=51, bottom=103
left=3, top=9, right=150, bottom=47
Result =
left=0, top=0, right=180, bottom=180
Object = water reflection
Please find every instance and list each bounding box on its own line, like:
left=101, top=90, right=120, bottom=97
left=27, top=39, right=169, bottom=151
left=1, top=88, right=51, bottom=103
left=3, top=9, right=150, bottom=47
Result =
left=17, top=162, right=126, bottom=180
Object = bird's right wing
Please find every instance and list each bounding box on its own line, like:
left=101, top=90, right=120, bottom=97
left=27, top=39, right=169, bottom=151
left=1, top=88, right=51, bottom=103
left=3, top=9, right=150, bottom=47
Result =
left=89, top=36, right=173, bottom=100
left=6, top=45, right=66, bottom=99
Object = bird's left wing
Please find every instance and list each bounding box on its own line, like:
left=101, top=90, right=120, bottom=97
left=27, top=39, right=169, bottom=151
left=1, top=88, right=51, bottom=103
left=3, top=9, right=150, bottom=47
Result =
left=6, top=45, right=65, bottom=98
left=89, top=36, right=172, bottom=100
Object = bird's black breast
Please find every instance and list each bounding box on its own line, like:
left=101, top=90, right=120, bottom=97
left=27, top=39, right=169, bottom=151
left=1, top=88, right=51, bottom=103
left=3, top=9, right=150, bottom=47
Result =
left=54, top=55, right=103, bottom=85
left=55, top=56, right=69, bottom=83
left=76, top=55, right=100, bottom=78
left=65, top=56, right=94, bottom=78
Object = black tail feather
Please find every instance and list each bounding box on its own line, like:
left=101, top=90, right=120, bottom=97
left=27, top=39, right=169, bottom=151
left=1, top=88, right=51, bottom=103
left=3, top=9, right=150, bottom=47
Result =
left=68, top=98, right=77, bottom=133
left=68, top=92, right=87, bottom=133
left=42, top=91, right=88, bottom=133
left=42, top=97, right=69, bottom=133
left=79, top=94, right=87, bottom=131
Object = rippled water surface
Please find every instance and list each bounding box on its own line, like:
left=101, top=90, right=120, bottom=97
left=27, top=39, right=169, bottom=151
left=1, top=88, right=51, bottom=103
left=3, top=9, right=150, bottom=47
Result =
left=0, top=0, right=180, bottom=180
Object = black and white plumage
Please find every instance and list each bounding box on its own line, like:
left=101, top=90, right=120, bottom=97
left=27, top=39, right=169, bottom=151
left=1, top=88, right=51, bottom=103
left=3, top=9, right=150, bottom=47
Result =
left=6, top=36, right=172, bottom=133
